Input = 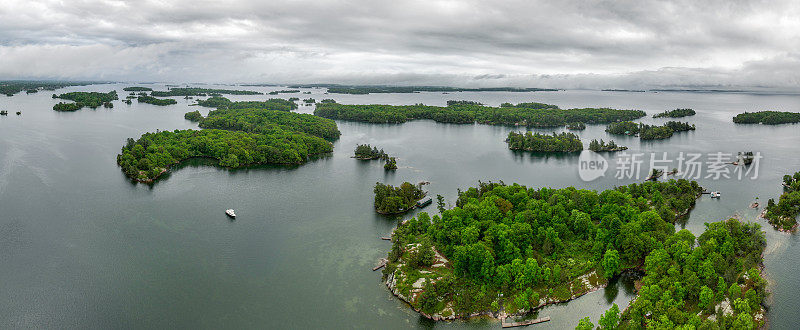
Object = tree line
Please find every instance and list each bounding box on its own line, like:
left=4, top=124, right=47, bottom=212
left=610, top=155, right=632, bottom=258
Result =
left=653, top=108, right=696, bottom=118
left=51, top=91, right=118, bottom=111
left=733, top=111, right=800, bottom=125
left=122, top=87, right=153, bottom=91
left=196, top=96, right=297, bottom=111
left=150, top=88, right=262, bottom=97
left=315, top=103, right=646, bottom=127
left=588, top=139, right=627, bottom=152
left=606, top=121, right=695, bottom=140
left=137, top=95, right=177, bottom=106
left=198, top=107, right=340, bottom=140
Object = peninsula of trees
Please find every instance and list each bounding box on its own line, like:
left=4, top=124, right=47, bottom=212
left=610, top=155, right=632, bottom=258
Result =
left=196, top=96, right=297, bottom=111
left=383, top=180, right=723, bottom=324
left=506, top=132, right=583, bottom=152
left=764, top=171, right=800, bottom=231
left=137, top=95, right=177, bottom=106
left=117, top=108, right=339, bottom=182
left=373, top=182, right=426, bottom=214
left=733, top=111, right=800, bottom=125
left=315, top=103, right=646, bottom=127
left=51, top=91, right=118, bottom=111
left=150, top=88, right=262, bottom=97
left=653, top=108, right=696, bottom=118
left=184, top=110, right=203, bottom=122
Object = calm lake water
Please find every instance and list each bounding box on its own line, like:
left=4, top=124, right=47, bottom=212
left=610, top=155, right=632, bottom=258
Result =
left=0, top=84, right=798, bottom=329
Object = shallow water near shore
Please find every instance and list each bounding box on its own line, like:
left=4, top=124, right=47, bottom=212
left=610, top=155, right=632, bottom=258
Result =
left=1, top=85, right=799, bottom=328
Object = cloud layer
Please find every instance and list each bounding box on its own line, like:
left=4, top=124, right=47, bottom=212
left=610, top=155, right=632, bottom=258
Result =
left=1, top=0, right=799, bottom=88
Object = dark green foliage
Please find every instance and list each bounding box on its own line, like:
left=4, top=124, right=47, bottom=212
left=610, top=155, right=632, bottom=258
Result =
left=354, top=144, right=387, bottom=160
left=764, top=171, right=800, bottom=231
left=303, top=98, right=315, bottom=104
left=116, top=128, right=332, bottom=182
left=198, top=107, right=340, bottom=140
left=506, top=131, right=583, bottom=152
left=733, top=111, right=800, bottom=125
left=151, top=88, right=261, bottom=97
left=447, top=100, right=482, bottom=106
left=500, top=102, right=560, bottom=109
left=137, top=95, right=177, bottom=106
left=654, top=108, right=696, bottom=118
left=184, top=110, right=203, bottom=122
left=315, top=103, right=645, bottom=126
left=53, top=91, right=118, bottom=109
left=123, top=87, right=153, bottom=91
left=319, top=99, right=337, bottom=104
left=373, top=182, right=426, bottom=214
left=268, top=90, right=300, bottom=95
left=0, top=81, right=92, bottom=96
left=588, top=139, right=627, bottom=152
left=566, top=122, right=586, bottom=130
left=606, top=121, right=695, bottom=140
left=53, top=102, right=84, bottom=112
left=384, top=157, right=397, bottom=170
left=615, top=219, right=766, bottom=329
left=388, top=180, right=703, bottom=316
left=196, top=96, right=297, bottom=111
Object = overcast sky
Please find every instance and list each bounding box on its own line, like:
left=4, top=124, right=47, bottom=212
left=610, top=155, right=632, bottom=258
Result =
left=1, top=0, right=799, bottom=89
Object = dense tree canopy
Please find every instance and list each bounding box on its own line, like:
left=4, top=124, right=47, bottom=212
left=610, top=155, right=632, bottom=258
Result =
left=566, top=122, right=586, bottom=130
left=506, top=131, right=583, bottom=152
left=1, top=81, right=91, bottom=96
left=354, top=144, right=387, bottom=160
left=137, top=95, right=177, bottom=106
left=52, top=91, right=118, bottom=110
left=374, top=182, right=426, bottom=214
left=653, top=108, right=696, bottom=118
left=764, top=171, right=800, bottom=231
left=606, top=121, right=695, bottom=140
left=184, top=110, right=203, bottom=122
left=614, top=219, right=766, bottom=329
left=588, top=139, right=627, bottom=152
left=196, top=96, right=297, bottom=111
left=117, top=128, right=332, bottom=182
left=315, top=103, right=646, bottom=127
left=151, top=88, right=262, bottom=97
left=733, top=111, right=800, bottom=125
left=198, top=107, right=340, bottom=140
left=122, top=87, right=153, bottom=92
left=386, top=180, right=703, bottom=318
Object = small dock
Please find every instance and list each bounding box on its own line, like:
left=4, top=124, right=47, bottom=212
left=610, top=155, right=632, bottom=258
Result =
left=372, top=258, right=388, bottom=271
left=501, top=316, right=550, bottom=328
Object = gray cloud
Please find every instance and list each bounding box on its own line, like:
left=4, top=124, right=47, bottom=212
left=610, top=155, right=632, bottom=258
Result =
left=1, top=0, right=799, bottom=89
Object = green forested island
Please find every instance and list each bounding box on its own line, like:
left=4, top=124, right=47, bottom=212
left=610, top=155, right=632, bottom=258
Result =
left=374, top=182, right=426, bottom=214
left=606, top=121, right=695, bottom=140
left=506, top=132, right=583, bottom=152
left=116, top=128, right=333, bottom=182
left=198, top=107, right=340, bottom=140
left=287, top=84, right=559, bottom=94
left=123, top=87, right=153, bottom=92
left=315, top=103, right=645, bottom=127
left=137, top=95, right=178, bottom=106
left=384, top=180, right=744, bottom=326
left=303, top=98, right=315, bottom=104
left=51, top=91, right=118, bottom=110
left=733, top=111, right=800, bottom=125
left=588, top=139, right=627, bottom=152
left=268, top=89, right=300, bottom=95
left=184, top=110, right=203, bottom=122
left=354, top=144, right=388, bottom=160
left=196, top=96, right=297, bottom=111
left=764, top=172, right=800, bottom=231
left=117, top=106, right=339, bottom=182
left=151, top=88, right=262, bottom=97
left=1, top=81, right=93, bottom=96
left=653, top=108, right=696, bottom=118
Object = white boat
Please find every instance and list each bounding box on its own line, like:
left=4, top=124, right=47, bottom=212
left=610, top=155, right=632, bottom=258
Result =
left=710, top=191, right=721, bottom=198
left=225, top=209, right=236, bottom=218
